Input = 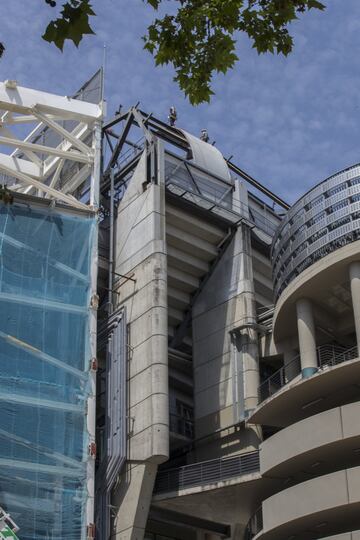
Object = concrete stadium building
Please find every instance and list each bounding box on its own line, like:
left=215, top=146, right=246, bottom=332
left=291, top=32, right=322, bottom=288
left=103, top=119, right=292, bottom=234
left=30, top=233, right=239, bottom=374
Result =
left=1, top=74, right=360, bottom=540
left=99, top=108, right=360, bottom=540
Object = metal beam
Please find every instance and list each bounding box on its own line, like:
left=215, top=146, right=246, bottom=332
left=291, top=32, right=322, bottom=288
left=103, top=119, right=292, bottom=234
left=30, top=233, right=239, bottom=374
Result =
left=0, top=152, right=40, bottom=178
left=46, top=158, right=64, bottom=191
left=104, top=111, right=134, bottom=175
left=105, top=106, right=288, bottom=213
left=32, top=108, right=92, bottom=155
left=138, top=110, right=188, bottom=150
left=2, top=113, right=73, bottom=124
left=132, top=108, right=153, bottom=144
left=0, top=81, right=101, bottom=120
left=101, top=149, right=142, bottom=194
left=0, top=135, right=91, bottom=164
left=63, top=164, right=91, bottom=195
left=227, top=160, right=290, bottom=210
left=0, top=162, right=89, bottom=210
left=42, top=122, right=90, bottom=178
left=1, top=125, right=42, bottom=166
left=102, top=111, right=130, bottom=131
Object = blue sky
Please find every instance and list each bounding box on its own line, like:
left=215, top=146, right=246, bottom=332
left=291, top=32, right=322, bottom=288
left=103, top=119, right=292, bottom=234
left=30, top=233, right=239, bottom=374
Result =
left=1, top=0, right=360, bottom=204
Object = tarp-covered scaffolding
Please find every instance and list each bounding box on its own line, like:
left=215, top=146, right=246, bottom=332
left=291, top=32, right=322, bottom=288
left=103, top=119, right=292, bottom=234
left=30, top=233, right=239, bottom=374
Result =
left=0, top=199, right=96, bottom=539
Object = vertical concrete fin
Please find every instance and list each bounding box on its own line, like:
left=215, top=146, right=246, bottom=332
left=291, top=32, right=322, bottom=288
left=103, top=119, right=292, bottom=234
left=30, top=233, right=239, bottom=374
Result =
left=192, top=221, right=261, bottom=459
left=112, top=463, right=158, bottom=540
left=112, top=144, right=168, bottom=540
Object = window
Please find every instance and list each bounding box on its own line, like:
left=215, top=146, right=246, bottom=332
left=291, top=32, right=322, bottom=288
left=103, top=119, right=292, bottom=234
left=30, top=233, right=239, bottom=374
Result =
left=170, top=400, right=194, bottom=439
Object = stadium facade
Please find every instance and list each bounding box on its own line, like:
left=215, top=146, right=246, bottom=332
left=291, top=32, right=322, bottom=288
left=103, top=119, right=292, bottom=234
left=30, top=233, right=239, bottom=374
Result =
left=0, top=74, right=360, bottom=540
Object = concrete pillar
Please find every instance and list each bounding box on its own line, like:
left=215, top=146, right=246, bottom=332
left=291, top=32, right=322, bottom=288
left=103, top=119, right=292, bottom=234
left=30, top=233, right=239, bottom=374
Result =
left=111, top=146, right=168, bottom=540
left=241, top=327, right=260, bottom=414
left=283, top=346, right=299, bottom=382
left=296, top=298, right=318, bottom=378
left=349, top=261, right=360, bottom=354
left=112, top=463, right=158, bottom=540
left=241, top=226, right=260, bottom=415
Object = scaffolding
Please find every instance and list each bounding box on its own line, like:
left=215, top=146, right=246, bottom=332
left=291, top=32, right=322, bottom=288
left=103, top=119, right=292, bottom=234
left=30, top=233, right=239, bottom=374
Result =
left=0, top=72, right=103, bottom=540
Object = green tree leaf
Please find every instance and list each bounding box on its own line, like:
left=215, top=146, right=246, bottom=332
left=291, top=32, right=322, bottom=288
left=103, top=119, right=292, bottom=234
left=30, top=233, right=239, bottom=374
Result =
left=0, top=0, right=327, bottom=105
left=42, top=0, right=95, bottom=50
left=143, top=0, right=327, bottom=104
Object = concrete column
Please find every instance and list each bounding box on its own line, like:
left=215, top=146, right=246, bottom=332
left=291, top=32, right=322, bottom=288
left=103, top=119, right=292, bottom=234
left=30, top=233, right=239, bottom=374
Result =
left=241, top=327, right=260, bottom=414
left=349, top=261, right=360, bottom=354
left=283, top=346, right=299, bottom=382
left=112, top=463, right=158, bottom=540
left=236, top=224, right=260, bottom=416
left=296, top=298, right=318, bottom=378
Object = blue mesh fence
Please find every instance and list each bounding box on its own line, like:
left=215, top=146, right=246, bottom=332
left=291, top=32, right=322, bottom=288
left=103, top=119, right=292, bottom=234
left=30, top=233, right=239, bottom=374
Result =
left=0, top=200, right=96, bottom=540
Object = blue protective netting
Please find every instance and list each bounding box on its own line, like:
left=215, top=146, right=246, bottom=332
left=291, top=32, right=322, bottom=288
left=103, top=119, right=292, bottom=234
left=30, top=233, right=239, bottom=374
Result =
left=0, top=201, right=96, bottom=540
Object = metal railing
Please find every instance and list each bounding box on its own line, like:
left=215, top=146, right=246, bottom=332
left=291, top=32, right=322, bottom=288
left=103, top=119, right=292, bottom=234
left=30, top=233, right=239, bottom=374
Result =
left=165, top=155, right=280, bottom=237
left=259, top=354, right=301, bottom=402
left=154, top=450, right=260, bottom=494
left=244, top=506, right=263, bottom=540
left=258, top=343, right=358, bottom=404
left=318, top=344, right=358, bottom=369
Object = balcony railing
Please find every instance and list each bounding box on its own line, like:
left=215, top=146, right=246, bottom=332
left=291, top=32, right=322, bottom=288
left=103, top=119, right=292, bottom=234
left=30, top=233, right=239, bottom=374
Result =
left=317, top=344, right=357, bottom=369
left=244, top=506, right=263, bottom=540
left=154, top=450, right=260, bottom=494
left=259, top=354, right=301, bottom=403
left=258, top=344, right=358, bottom=404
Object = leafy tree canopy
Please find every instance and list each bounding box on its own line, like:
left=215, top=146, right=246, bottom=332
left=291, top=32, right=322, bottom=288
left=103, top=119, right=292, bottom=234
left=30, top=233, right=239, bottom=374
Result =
left=0, top=0, right=326, bottom=105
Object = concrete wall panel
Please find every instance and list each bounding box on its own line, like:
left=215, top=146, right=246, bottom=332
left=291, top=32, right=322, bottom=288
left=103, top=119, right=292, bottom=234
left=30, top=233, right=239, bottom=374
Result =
left=341, top=401, right=360, bottom=439
left=192, top=222, right=260, bottom=457
left=194, top=351, right=232, bottom=392
left=260, top=467, right=360, bottom=539
left=193, top=326, right=232, bottom=368
left=260, top=406, right=342, bottom=476
left=260, top=402, right=360, bottom=477
left=262, top=469, right=349, bottom=531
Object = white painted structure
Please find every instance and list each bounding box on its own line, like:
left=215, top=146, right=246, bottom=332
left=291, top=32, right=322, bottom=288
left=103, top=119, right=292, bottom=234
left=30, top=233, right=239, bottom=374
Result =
left=0, top=79, right=103, bottom=210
